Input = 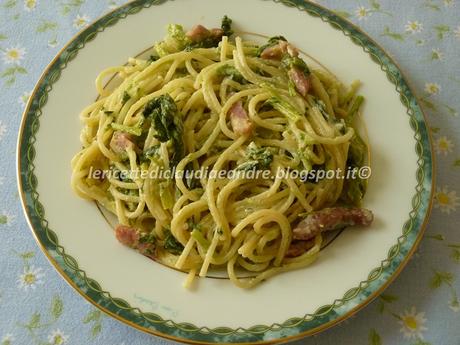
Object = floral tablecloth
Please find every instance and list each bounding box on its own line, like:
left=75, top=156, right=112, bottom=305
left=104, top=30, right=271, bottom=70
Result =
left=1, top=0, right=459, bottom=344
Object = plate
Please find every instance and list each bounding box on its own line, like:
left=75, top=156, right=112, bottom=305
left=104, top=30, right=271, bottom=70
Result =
left=17, top=0, right=434, bottom=343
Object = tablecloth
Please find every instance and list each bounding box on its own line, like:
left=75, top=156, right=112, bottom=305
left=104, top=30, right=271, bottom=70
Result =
left=1, top=0, right=459, bottom=344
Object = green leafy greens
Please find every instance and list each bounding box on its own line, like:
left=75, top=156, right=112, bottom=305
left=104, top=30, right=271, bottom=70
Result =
left=143, top=94, right=184, bottom=167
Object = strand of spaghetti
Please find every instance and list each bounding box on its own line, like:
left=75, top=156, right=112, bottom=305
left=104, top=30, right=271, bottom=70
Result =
left=171, top=199, right=208, bottom=245
left=205, top=135, right=247, bottom=247
left=199, top=230, right=220, bottom=277
left=183, top=268, right=197, bottom=289
left=175, top=237, right=196, bottom=269
left=96, top=66, right=125, bottom=96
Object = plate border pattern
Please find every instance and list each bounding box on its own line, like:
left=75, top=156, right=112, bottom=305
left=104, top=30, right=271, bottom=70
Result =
left=17, top=0, right=434, bottom=343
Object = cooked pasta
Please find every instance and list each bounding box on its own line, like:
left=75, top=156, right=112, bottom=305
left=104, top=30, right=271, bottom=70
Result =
left=71, top=17, right=372, bottom=289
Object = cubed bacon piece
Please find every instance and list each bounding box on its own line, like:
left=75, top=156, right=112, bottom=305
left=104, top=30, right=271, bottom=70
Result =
left=137, top=242, right=156, bottom=259
left=115, top=225, right=140, bottom=248
left=260, top=41, right=299, bottom=60
left=115, top=225, right=156, bottom=259
left=293, top=207, right=374, bottom=241
left=186, top=25, right=211, bottom=42
left=288, top=67, right=310, bottom=97
left=110, top=131, right=134, bottom=155
left=210, top=28, right=224, bottom=40
left=285, top=239, right=315, bottom=258
left=229, top=100, right=253, bottom=136
left=260, top=44, right=285, bottom=60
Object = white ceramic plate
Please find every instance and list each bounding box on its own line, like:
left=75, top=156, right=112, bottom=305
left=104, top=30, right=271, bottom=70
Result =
left=17, top=0, right=434, bottom=343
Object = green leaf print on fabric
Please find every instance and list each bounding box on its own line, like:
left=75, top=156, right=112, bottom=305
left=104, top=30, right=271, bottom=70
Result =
left=36, top=22, right=58, bottom=33
left=18, top=295, right=66, bottom=345
left=51, top=296, right=64, bottom=321
left=377, top=293, right=399, bottom=314
left=3, top=0, right=17, bottom=9
left=448, top=244, right=460, bottom=263
left=422, top=0, right=441, bottom=11
left=382, top=26, right=405, bottom=41
left=369, top=329, right=382, bottom=345
left=433, top=25, right=450, bottom=39
left=83, top=309, right=104, bottom=338
left=430, top=270, right=454, bottom=288
left=1, top=66, right=28, bottom=87
left=58, top=0, right=85, bottom=15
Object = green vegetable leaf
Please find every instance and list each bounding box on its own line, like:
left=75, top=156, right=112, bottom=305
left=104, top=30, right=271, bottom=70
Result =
left=346, top=95, right=365, bottom=122
left=159, top=181, right=175, bottom=210
left=51, top=295, right=63, bottom=320
left=143, top=94, right=184, bottom=166
left=164, top=230, right=184, bottom=255
left=0, top=215, right=7, bottom=224
left=266, top=96, right=302, bottom=122
left=247, top=142, right=273, bottom=168
left=122, top=91, right=131, bottom=104
left=0, top=34, right=7, bottom=41
left=221, top=15, right=234, bottom=37
left=236, top=142, right=273, bottom=171
left=453, top=159, right=460, bottom=167
left=217, top=64, right=246, bottom=84
left=369, top=329, right=382, bottom=345
left=191, top=228, right=210, bottom=249
left=111, top=118, right=144, bottom=136
left=340, top=132, right=368, bottom=206
left=142, top=145, right=161, bottom=162
left=281, top=55, right=310, bottom=75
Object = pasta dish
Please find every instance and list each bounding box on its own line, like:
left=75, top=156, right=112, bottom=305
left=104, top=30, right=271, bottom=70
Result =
left=71, top=17, right=373, bottom=288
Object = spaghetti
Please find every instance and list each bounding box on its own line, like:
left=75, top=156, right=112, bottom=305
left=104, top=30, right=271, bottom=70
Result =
left=71, top=17, right=371, bottom=289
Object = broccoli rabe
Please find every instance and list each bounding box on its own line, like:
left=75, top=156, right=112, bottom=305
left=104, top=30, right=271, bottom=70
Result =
left=111, top=118, right=144, bottom=136
left=155, top=24, right=191, bottom=57
left=346, top=95, right=364, bottom=124
left=266, top=97, right=302, bottom=122
left=143, top=94, right=184, bottom=167
left=163, top=230, right=184, bottom=255
left=340, top=133, right=368, bottom=206
left=217, top=64, right=246, bottom=84
left=221, top=15, right=234, bottom=37
left=281, top=55, right=310, bottom=76
left=185, top=16, right=234, bottom=50
left=236, top=142, right=273, bottom=171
